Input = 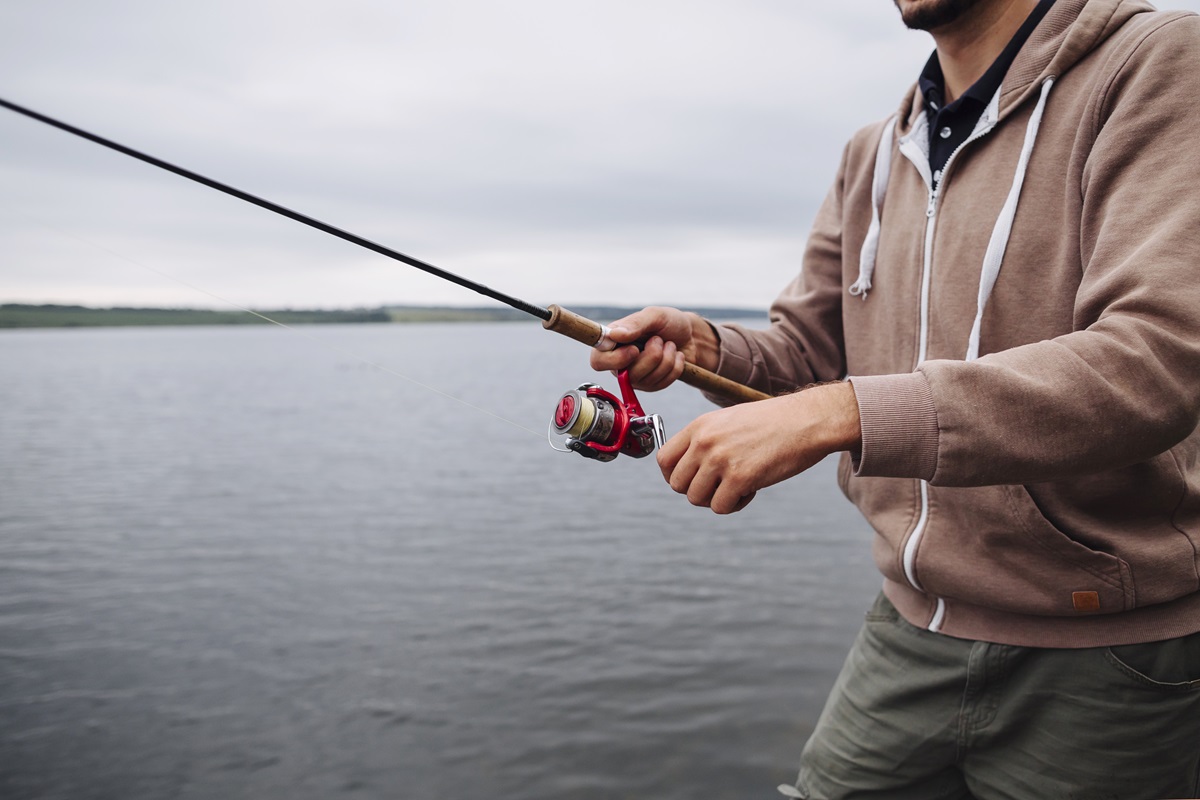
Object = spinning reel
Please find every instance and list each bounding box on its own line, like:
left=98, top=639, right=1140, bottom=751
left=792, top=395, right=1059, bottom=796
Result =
left=548, top=369, right=666, bottom=462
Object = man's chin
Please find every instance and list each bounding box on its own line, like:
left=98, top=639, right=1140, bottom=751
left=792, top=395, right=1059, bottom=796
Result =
left=894, top=0, right=985, bottom=31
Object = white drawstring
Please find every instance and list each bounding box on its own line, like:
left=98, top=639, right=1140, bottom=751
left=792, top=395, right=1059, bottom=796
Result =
left=849, top=116, right=897, bottom=300
left=966, top=78, right=1055, bottom=361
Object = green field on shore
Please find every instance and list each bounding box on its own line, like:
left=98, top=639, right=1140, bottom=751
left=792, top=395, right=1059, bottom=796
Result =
left=0, top=304, right=764, bottom=329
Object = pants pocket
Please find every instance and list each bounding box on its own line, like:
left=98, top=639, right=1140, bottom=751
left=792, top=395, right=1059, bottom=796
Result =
left=1105, top=630, right=1200, bottom=692
left=863, top=591, right=899, bottom=624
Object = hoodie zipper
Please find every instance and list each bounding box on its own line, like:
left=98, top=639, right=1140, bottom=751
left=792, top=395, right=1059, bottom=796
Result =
left=896, top=99, right=1000, bottom=633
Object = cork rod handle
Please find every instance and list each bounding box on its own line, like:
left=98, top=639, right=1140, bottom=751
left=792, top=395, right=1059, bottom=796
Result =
left=542, top=304, right=771, bottom=405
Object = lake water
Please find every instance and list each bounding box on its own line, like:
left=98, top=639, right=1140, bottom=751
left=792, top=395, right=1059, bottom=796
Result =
left=0, top=322, right=879, bottom=800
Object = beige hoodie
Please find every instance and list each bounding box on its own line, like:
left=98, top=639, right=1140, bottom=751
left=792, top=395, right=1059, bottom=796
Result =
left=711, top=0, right=1200, bottom=647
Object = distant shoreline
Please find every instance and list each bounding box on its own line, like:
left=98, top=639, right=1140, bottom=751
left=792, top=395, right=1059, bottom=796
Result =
left=0, top=303, right=767, bottom=329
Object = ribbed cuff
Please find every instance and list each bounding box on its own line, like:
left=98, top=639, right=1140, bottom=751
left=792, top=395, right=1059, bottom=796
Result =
left=712, top=323, right=757, bottom=388
left=848, top=372, right=939, bottom=480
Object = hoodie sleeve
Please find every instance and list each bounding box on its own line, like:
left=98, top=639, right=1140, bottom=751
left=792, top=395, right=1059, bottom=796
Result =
left=853, top=15, right=1200, bottom=486
left=701, top=141, right=851, bottom=406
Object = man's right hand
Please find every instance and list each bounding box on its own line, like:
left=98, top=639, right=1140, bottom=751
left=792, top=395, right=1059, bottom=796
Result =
left=589, top=306, right=721, bottom=392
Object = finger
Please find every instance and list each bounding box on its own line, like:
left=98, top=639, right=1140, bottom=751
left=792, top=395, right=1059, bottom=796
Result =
left=638, top=340, right=680, bottom=392
left=667, top=448, right=703, bottom=499
left=711, top=480, right=755, bottom=515
left=685, top=463, right=721, bottom=508
left=590, top=344, right=640, bottom=372
left=627, top=336, right=666, bottom=384
left=732, top=491, right=757, bottom=513
left=656, top=428, right=690, bottom=482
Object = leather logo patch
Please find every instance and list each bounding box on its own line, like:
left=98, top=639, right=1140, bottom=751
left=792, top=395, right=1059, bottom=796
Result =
left=1072, top=591, right=1101, bottom=613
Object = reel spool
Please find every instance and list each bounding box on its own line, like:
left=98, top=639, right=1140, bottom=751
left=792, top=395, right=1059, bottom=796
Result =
left=548, top=369, right=666, bottom=461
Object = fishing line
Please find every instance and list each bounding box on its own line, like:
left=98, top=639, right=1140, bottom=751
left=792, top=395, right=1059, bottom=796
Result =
left=20, top=217, right=545, bottom=440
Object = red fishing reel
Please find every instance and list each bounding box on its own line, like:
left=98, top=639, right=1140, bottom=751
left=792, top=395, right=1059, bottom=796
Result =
left=548, top=369, right=666, bottom=462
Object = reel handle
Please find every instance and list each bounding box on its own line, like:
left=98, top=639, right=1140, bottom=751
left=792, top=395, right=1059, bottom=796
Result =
left=542, top=304, right=770, bottom=405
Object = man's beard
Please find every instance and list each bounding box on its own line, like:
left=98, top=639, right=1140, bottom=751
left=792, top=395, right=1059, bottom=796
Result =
left=894, top=0, right=985, bottom=31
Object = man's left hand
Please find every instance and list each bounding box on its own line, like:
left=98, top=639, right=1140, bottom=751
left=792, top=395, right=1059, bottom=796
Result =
left=656, top=382, right=862, bottom=514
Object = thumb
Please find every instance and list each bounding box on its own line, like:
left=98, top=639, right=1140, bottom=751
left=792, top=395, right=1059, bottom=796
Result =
left=607, top=307, right=669, bottom=344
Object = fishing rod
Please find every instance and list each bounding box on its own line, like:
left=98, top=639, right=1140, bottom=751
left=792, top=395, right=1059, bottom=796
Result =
left=0, top=96, right=770, bottom=459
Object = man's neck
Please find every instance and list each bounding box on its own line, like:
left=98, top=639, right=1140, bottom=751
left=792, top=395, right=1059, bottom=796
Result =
left=932, top=0, right=1040, bottom=103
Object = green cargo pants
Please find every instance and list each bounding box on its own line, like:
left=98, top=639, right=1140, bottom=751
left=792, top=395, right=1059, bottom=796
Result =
left=781, top=593, right=1200, bottom=800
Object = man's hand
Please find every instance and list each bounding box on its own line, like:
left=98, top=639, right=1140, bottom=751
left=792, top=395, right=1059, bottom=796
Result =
left=589, top=306, right=720, bottom=392
left=657, top=382, right=862, bottom=514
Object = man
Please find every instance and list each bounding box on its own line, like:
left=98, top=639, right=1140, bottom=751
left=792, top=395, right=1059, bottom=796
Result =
left=591, top=0, right=1200, bottom=796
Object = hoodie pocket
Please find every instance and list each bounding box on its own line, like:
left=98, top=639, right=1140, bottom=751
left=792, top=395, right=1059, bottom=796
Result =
left=913, top=483, right=1134, bottom=617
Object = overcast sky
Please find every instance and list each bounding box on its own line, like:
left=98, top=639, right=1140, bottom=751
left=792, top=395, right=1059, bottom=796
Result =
left=3, top=1, right=1198, bottom=311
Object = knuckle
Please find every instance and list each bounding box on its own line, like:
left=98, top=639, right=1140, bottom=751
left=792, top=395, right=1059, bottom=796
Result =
left=724, top=467, right=750, bottom=494
left=690, top=433, right=718, bottom=456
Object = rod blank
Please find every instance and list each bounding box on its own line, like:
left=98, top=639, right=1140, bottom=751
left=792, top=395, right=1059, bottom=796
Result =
left=0, top=96, right=551, bottom=321
left=2, top=96, right=770, bottom=404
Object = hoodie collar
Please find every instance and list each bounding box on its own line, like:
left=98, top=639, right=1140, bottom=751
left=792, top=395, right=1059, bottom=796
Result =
left=918, top=0, right=1055, bottom=117
left=896, top=0, right=1157, bottom=136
